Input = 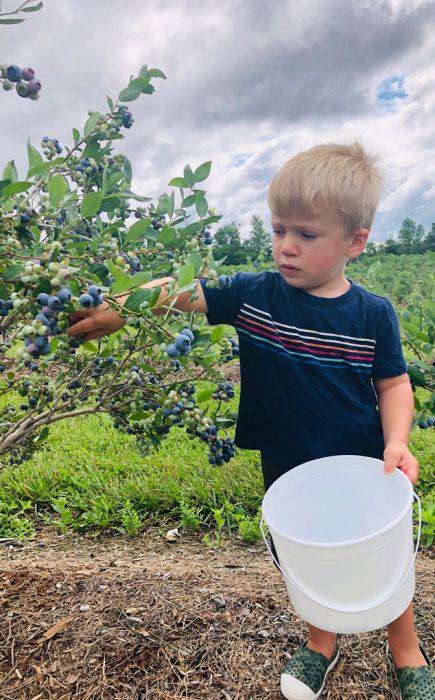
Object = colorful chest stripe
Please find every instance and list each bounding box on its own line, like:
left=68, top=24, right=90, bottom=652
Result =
left=234, top=303, right=375, bottom=373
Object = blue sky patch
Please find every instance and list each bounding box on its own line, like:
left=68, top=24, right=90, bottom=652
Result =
left=377, top=75, right=408, bottom=103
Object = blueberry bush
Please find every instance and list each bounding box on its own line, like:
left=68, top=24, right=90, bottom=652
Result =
left=1, top=1, right=43, bottom=101
left=0, top=65, right=240, bottom=468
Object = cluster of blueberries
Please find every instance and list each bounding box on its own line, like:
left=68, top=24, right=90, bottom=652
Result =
left=121, top=253, right=144, bottom=275
left=202, top=228, right=213, bottom=245
left=117, top=105, right=134, bottom=129
left=165, top=328, right=194, bottom=357
left=75, top=158, right=98, bottom=178
left=418, top=416, right=435, bottom=429
left=220, top=336, right=240, bottom=363
left=79, top=285, right=104, bottom=308
left=0, top=299, right=14, bottom=317
left=28, top=290, right=73, bottom=358
left=188, top=424, right=236, bottom=466
left=41, top=136, right=63, bottom=156
left=212, top=381, right=235, bottom=401
left=1, top=65, right=41, bottom=100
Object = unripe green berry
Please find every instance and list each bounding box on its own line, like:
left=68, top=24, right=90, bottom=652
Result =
left=2, top=79, right=13, bottom=91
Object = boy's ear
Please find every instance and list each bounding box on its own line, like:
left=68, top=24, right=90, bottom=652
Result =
left=347, top=228, right=370, bottom=259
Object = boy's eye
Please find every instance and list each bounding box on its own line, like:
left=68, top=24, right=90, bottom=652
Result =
left=300, top=231, right=317, bottom=239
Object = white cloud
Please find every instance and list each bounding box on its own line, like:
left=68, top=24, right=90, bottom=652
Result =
left=1, top=0, right=435, bottom=241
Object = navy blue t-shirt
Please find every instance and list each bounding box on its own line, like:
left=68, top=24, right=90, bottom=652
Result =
left=200, top=271, right=407, bottom=468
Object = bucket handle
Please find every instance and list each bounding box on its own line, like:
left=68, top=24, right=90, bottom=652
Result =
left=260, top=491, right=421, bottom=615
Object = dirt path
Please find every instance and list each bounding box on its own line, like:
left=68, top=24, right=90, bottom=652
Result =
left=1, top=527, right=434, bottom=699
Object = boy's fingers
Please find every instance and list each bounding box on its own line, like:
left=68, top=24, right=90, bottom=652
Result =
left=67, top=316, right=95, bottom=337
left=83, top=329, right=105, bottom=341
left=69, top=309, right=91, bottom=324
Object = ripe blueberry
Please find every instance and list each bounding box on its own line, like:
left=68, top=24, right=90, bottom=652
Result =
left=22, top=67, right=35, bottom=81
left=7, top=65, right=22, bottom=82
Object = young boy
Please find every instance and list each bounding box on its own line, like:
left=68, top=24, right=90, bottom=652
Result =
left=68, top=141, right=434, bottom=700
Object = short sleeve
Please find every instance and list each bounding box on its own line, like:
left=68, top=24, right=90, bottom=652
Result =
left=371, top=301, right=407, bottom=380
left=199, top=271, right=258, bottom=326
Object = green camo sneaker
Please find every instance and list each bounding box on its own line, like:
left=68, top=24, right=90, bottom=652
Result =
left=396, top=645, right=435, bottom=700
left=280, top=642, right=339, bottom=700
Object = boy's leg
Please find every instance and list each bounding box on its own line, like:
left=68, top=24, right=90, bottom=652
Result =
left=387, top=602, right=427, bottom=667
left=306, top=624, right=337, bottom=659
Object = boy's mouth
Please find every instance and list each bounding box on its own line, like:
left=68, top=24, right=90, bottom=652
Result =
left=280, top=264, right=300, bottom=273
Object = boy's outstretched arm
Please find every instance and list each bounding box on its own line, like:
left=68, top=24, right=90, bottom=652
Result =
left=374, top=373, right=419, bottom=484
left=67, top=277, right=208, bottom=341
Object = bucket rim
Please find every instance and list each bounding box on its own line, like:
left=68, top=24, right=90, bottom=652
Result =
left=261, top=455, right=414, bottom=549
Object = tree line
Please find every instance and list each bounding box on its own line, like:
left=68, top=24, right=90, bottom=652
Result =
left=214, top=216, right=435, bottom=264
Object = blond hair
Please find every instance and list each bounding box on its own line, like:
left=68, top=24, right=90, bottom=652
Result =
left=267, top=140, right=385, bottom=236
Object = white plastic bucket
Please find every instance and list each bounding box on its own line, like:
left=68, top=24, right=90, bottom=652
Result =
left=261, top=455, right=421, bottom=633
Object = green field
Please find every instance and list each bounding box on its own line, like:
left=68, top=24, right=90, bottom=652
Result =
left=1, top=254, right=434, bottom=546
left=0, top=382, right=434, bottom=546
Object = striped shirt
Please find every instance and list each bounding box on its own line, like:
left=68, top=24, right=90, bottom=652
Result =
left=200, top=271, right=407, bottom=469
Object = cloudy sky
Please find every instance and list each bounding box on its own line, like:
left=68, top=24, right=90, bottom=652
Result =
left=1, top=0, right=435, bottom=241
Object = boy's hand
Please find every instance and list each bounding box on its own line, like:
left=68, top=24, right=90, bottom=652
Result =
left=67, top=301, right=126, bottom=341
left=383, top=439, right=419, bottom=484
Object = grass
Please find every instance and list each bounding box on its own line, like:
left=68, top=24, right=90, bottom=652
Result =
left=0, top=384, right=434, bottom=546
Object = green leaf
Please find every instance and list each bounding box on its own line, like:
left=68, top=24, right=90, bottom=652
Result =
left=148, top=286, right=162, bottom=308
left=82, top=138, right=101, bottom=159
left=0, top=18, right=25, bottom=24
left=168, top=191, right=175, bottom=219
left=178, top=264, right=195, bottom=288
left=27, top=159, right=61, bottom=179
left=111, top=272, right=134, bottom=295
left=27, top=140, right=43, bottom=172
left=157, top=227, right=176, bottom=247
left=4, top=264, right=24, bottom=281
left=118, top=86, right=142, bottom=102
left=123, top=288, right=152, bottom=312
left=407, top=365, right=427, bottom=388
left=147, top=68, right=167, bottom=79
left=72, top=128, right=80, bottom=145
left=181, top=194, right=196, bottom=208
left=0, top=179, right=11, bottom=197
left=84, top=112, right=101, bottom=138
left=185, top=252, right=202, bottom=275
left=48, top=174, right=67, bottom=206
left=3, top=160, right=18, bottom=183
left=168, top=177, right=187, bottom=188
left=123, top=156, right=132, bottom=185
left=82, top=341, right=98, bottom=352
left=193, top=161, right=212, bottom=183
left=106, top=171, right=124, bottom=191
left=195, top=193, right=208, bottom=218
left=129, top=270, right=152, bottom=288
left=107, top=95, right=114, bottom=111
left=34, top=426, right=49, bottom=445
left=126, top=218, right=149, bottom=243
left=211, top=326, right=224, bottom=343
left=21, top=1, right=43, bottom=11
left=2, top=181, right=32, bottom=197
left=80, top=191, right=103, bottom=217
left=183, top=164, right=194, bottom=188
left=197, top=388, right=214, bottom=403
left=118, top=77, right=152, bottom=102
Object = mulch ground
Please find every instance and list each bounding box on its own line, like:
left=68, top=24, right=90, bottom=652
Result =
left=0, top=527, right=433, bottom=700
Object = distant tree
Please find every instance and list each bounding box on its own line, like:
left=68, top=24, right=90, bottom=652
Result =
left=243, top=215, right=272, bottom=262
left=384, top=237, right=402, bottom=255
left=213, top=222, right=247, bottom=265
left=421, top=223, right=435, bottom=253
left=397, top=218, right=426, bottom=254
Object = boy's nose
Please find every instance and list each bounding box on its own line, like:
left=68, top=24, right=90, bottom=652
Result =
left=280, top=234, right=300, bottom=256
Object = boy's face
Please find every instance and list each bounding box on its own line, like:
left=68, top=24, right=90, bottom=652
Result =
left=271, top=201, right=369, bottom=296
